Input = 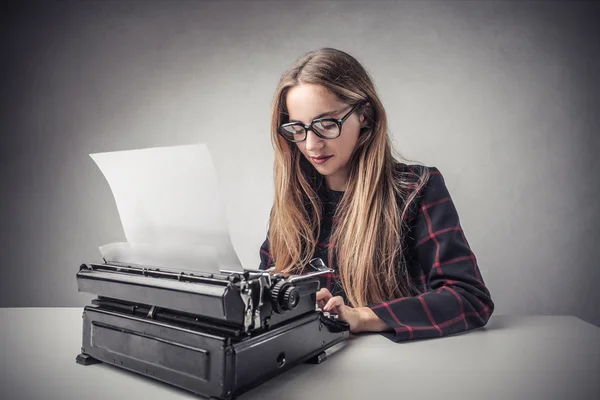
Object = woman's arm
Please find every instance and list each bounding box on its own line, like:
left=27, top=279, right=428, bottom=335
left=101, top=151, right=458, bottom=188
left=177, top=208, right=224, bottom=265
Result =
left=258, top=237, right=274, bottom=270
left=364, top=167, right=494, bottom=341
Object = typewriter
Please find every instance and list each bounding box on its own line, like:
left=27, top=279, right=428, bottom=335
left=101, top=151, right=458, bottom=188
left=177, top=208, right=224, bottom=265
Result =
left=75, top=257, right=350, bottom=400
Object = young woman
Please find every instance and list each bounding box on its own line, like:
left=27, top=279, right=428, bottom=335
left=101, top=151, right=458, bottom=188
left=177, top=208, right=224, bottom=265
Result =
left=259, top=48, right=494, bottom=342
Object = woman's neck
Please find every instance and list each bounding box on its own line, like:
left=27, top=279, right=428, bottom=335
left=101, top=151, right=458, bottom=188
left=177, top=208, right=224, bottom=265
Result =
left=325, top=169, right=348, bottom=192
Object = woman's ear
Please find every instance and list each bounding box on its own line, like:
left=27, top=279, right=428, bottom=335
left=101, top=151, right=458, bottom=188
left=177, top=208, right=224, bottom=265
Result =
left=358, top=101, right=371, bottom=133
left=359, top=114, right=370, bottom=130
left=360, top=101, right=371, bottom=124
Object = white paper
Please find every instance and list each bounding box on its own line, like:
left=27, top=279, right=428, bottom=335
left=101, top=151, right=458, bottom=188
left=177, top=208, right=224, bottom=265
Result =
left=90, top=144, right=243, bottom=273
left=98, top=242, right=220, bottom=273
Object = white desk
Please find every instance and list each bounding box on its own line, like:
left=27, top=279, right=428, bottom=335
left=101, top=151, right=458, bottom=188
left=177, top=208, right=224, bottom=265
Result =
left=1, top=308, right=599, bottom=399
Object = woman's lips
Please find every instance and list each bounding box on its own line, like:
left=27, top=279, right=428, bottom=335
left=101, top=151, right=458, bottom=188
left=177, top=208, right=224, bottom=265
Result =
left=310, top=155, right=333, bottom=165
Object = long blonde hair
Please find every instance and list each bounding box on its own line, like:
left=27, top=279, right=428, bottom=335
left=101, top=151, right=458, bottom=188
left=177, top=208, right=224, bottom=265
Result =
left=268, top=48, right=430, bottom=307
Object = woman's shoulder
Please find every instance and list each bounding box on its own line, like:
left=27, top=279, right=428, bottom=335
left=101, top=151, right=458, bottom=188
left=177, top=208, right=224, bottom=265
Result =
left=393, top=161, right=440, bottom=186
left=392, top=162, right=448, bottom=211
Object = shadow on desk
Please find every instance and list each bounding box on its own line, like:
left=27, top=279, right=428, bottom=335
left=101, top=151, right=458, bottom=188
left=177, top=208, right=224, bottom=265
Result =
left=82, top=352, right=327, bottom=400
left=89, top=362, right=200, bottom=399
left=350, top=316, right=503, bottom=344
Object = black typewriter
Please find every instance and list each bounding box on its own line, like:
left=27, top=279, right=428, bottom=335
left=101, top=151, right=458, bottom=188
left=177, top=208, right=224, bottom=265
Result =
left=75, top=258, right=349, bottom=400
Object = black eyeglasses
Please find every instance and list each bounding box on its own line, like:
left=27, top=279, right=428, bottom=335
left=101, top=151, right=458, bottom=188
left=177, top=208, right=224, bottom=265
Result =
left=278, top=102, right=363, bottom=143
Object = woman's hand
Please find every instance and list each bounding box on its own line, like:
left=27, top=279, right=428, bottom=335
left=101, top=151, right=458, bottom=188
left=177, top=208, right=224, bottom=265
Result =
left=316, top=287, right=333, bottom=310
left=316, top=288, right=392, bottom=333
left=316, top=288, right=362, bottom=332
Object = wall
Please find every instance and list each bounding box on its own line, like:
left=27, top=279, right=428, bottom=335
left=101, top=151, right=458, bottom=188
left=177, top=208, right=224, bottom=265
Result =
left=1, top=0, right=599, bottom=326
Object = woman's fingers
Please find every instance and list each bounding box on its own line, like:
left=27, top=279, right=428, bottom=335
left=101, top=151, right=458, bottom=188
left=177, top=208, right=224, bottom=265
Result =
left=316, top=288, right=331, bottom=310
left=321, top=298, right=360, bottom=332
left=316, top=288, right=332, bottom=302
left=322, top=296, right=344, bottom=313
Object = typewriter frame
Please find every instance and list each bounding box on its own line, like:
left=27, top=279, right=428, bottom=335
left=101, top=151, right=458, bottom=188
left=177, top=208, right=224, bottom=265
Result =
left=75, top=262, right=349, bottom=400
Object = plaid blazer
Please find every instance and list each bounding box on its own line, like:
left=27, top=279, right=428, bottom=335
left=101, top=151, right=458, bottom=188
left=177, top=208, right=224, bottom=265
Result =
left=259, top=164, right=494, bottom=342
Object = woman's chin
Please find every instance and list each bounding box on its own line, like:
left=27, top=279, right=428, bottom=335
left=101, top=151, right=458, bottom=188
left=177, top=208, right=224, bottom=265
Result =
left=313, top=164, right=336, bottom=175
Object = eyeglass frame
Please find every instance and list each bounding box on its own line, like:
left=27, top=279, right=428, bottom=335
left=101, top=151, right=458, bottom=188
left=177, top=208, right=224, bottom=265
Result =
left=278, top=101, right=364, bottom=143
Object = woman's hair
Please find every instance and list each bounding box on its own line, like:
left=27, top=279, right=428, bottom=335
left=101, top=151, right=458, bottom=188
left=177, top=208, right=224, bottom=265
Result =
left=268, top=48, right=430, bottom=307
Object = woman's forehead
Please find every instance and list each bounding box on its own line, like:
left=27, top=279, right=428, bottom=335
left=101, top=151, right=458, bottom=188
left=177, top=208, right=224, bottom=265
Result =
left=285, top=84, right=345, bottom=123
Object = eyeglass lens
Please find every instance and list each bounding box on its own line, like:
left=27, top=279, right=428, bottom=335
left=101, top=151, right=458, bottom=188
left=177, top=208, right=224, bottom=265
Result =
left=280, top=120, right=339, bottom=141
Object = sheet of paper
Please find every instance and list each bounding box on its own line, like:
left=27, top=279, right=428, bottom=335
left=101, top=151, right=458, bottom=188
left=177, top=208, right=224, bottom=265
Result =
left=98, top=242, right=220, bottom=273
left=90, top=143, right=243, bottom=273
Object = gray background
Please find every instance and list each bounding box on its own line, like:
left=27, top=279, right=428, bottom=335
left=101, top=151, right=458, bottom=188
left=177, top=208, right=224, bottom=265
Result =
left=2, top=0, right=599, bottom=326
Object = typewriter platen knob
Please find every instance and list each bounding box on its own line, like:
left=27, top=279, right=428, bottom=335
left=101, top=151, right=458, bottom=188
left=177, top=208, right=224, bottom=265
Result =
left=271, top=281, right=300, bottom=313
left=282, top=286, right=300, bottom=310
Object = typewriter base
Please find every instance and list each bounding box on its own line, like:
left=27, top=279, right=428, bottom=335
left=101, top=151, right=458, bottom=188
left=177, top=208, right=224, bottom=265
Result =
left=75, top=353, right=101, bottom=366
left=77, top=305, right=349, bottom=400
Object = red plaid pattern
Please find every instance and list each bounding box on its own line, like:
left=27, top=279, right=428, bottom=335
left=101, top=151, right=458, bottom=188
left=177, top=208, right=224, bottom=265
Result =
left=259, top=165, right=494, bottom=342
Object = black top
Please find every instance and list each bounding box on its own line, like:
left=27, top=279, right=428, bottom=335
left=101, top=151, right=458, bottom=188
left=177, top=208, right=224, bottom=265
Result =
left=259, top=163, right=494, bottom=342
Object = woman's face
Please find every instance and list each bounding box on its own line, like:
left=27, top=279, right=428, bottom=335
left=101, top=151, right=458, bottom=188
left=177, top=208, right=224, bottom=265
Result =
left=285, top=84, right=364, bottom=191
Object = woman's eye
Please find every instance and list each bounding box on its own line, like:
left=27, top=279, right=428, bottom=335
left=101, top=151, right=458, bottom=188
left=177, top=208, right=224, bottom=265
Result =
left=283, top=125, right=303, bottom=134
left=317, top=122, right=336, bottom=130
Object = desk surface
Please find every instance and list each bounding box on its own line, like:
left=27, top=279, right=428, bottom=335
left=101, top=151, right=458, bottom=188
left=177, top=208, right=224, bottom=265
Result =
left=1, top=308, right=599, bottom=400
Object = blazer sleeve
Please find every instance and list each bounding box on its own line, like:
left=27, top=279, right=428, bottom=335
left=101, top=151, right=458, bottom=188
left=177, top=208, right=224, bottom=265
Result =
left=258, top=236, right=274, bottom=270
left=367, top=167, right=494, bottom=341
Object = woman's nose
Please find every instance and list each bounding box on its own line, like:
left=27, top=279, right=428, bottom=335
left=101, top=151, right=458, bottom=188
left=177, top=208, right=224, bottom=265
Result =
left=304, top=130, right=324, bottom=151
